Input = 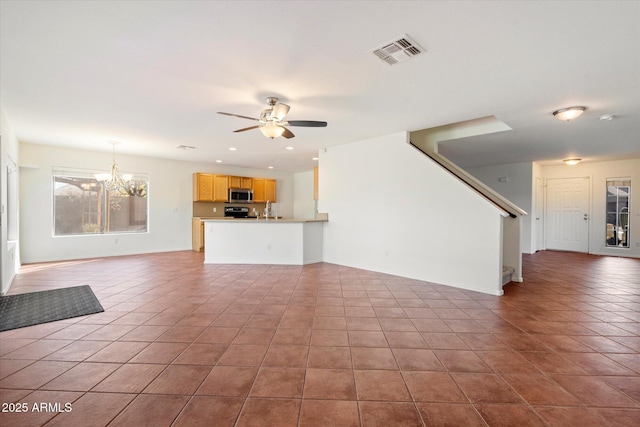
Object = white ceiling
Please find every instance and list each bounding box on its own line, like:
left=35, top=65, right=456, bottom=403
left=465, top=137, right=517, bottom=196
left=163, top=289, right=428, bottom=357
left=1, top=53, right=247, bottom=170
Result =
left=1, top=1, right=638, bottom=172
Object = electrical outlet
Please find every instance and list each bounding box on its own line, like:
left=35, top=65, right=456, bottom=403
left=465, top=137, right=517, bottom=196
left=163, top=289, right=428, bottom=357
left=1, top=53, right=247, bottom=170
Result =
left=213, top=207, right=217, bottom=213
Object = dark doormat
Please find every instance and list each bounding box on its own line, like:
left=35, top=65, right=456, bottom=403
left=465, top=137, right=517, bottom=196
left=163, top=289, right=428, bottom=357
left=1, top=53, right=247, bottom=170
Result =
left=0, top=285, right=104, bottom=332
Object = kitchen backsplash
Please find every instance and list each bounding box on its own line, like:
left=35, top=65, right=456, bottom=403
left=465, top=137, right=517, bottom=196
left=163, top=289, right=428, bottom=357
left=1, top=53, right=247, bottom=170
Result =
left=193, top=201, right=267, bottom=218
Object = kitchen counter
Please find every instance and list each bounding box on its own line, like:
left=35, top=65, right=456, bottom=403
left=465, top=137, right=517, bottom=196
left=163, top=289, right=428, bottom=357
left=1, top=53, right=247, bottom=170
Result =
left=202, top=217, right=327, bottom=265
left=201, top=217, right=327, bottom=223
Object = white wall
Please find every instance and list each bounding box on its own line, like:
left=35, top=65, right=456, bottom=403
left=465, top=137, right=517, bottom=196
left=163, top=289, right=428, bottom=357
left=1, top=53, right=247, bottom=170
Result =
left=542, top=158, right=640, bottom=258
left=466, top=162, right=535, bottom=254
left=464, top=158, right=640, bottom=258
left=319, top=131, right=506, bottom=296
left=1, top=107, right=20, bottom=294
left=293, top=170, right=315, bottom=219
left=19, top=142, right=294, bottom=263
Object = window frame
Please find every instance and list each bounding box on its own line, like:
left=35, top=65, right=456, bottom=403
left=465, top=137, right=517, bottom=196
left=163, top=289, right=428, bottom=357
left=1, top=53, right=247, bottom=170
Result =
left=605, top=178, right=630, bottom=249
left=52, top=167, right=149, bottom=237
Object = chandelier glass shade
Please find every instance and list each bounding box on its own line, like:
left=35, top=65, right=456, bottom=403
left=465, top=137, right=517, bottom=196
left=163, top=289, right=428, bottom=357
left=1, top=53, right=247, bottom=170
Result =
left=95, top=142, right=146, bottom=197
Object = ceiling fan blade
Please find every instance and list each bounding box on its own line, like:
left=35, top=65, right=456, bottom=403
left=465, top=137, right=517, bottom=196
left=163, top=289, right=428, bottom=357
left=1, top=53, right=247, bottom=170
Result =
left=233, top=125, right=260, bottom=133
left=287, top=120, right=328, bottom=127
left=217, top=112, right=259, bottom=121
left=272, top=103, right=290, bottom=121
left=282, top=127, right=295, bottom=139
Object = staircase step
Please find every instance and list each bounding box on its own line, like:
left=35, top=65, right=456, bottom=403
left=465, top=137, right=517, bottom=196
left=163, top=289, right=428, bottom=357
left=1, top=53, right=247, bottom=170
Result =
left=502, top=266, right=515, bottom=286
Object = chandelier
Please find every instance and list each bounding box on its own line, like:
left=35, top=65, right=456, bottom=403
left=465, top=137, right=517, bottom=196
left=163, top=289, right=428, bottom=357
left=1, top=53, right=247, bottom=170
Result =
left=95, top=142, right=146, bottom=197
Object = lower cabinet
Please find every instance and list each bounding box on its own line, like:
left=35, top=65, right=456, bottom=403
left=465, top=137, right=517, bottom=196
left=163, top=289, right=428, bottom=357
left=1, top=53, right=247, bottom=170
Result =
left=192, top=218, right=204, bottom=252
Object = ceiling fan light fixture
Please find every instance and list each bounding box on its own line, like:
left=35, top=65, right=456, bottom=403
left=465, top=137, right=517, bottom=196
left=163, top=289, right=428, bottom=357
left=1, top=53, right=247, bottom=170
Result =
left=563, top=158, right=582, bottom=165
left=553, top=106, right=586, bottom=121
left=260, top=123, right=285, bottom=139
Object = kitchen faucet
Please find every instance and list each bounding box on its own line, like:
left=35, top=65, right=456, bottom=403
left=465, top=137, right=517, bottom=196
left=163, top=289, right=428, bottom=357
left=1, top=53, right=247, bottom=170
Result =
left=265, top=200, right=271, bottom=218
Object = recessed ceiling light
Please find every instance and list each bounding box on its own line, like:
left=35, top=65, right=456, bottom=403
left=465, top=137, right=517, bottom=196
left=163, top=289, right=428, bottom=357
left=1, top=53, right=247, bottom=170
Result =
left=229, top=147, right=237, bottom=151
left=553, top=106, right=586, bottom=121
left=312, top=157, right=319, bottom=161
left=216, top=160, right=223, bottom=163
left=177, top=145, right=196, bottom=150
left=285, top=146, right=294, bottom=150
left=563, top=158, right=582, bottom=166
left=268, top=166, right=274, bottom=169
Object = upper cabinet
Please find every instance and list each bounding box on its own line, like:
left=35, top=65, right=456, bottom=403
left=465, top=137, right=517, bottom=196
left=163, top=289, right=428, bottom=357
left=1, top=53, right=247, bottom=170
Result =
left=194, top=173, right=275, bottom=203
left=253, top=178, right=277, bottom=202
left=213, top=175, right=229, bottom=202
left=229, top=176, right=253, bottom=190
left=265, top=178, right=276, bottom=202
left=193, top=173, right=229, bottom=202
left=193, top=173, right=214, bottom=201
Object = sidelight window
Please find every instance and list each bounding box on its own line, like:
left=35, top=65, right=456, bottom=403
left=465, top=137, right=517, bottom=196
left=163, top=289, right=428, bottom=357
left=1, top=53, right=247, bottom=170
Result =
left=606, top=178, right=630, bottom=248
left=53, top=168, right=148, bottom=236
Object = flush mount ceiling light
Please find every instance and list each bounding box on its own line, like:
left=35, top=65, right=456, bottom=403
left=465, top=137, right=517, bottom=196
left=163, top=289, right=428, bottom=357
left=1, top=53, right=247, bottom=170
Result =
left=553, top=106, right=586, bottom=121
left=563, top=158, right=582, bottom=165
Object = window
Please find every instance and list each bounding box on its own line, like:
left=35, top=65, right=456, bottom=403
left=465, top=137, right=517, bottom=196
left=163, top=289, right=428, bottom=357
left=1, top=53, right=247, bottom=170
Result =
left=53, top=168, right=148, bottom=236
left=606, top=178, right=630, bottom=248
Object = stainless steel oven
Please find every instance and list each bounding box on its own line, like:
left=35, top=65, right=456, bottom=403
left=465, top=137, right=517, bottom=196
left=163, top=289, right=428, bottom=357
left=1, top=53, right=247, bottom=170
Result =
left=224, top=206, right=257, bottom=218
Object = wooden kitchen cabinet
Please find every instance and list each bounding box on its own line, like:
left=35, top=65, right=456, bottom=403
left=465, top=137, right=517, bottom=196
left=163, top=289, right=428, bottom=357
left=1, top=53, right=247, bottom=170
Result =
left=193, top=173, right=214, bottom=201
left=229, top=176, right=253, bottom=189
left=193, top=173, right=229, bottom=202
left=212, top=175, right=229, bottom=202
left=253, top=178, right=277, bottom=202
left=192, top=218, right=204, bottom=251
left=265, top=178, right=276, bottom=202
left=313, top=166, right=319, bottom=201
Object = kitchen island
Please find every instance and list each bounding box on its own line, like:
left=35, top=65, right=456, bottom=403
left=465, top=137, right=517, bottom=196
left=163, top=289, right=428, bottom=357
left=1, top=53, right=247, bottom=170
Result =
left=203, top=218, right=327, bottom=265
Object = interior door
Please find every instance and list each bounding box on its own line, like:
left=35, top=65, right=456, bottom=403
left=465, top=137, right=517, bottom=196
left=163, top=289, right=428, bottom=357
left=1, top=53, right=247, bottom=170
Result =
left=546, top=177, right=590, bottom=253
left=535, top=176, right=545, bottom=252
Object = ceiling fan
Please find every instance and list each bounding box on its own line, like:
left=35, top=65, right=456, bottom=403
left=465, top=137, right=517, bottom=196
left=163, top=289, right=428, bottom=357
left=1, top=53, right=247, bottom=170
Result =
left=217, top=97, right=327, bottom=139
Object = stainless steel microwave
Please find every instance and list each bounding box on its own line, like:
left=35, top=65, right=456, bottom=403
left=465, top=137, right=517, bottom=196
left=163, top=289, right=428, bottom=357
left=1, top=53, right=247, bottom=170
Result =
left=229, top=188, right=253, bottom=203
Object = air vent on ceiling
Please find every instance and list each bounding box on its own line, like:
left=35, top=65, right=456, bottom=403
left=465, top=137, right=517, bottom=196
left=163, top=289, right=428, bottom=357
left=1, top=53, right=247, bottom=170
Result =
left=371, top=34, right=424, bottom=65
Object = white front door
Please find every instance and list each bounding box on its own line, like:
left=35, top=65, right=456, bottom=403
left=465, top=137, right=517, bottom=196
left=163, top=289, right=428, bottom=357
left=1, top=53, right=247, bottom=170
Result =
left=546, top=177, right=590, bottom=253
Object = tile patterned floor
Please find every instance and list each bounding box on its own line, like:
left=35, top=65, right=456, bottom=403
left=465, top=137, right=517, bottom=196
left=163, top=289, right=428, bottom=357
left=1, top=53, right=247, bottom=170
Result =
left=0, top=250, right=638, bottom=426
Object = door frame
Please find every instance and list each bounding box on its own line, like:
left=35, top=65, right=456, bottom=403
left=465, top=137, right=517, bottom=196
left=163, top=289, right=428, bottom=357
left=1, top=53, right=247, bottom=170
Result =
left=534, top=176, right=545, bottom=252
left=544, top=176, right=591, bottom=253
